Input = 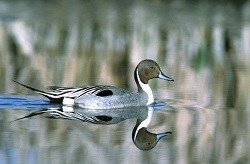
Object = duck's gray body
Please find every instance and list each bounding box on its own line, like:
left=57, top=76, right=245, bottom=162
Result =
left=14, top=59, right=174, bottom=109
left=74, top=85, right=148, bottom=109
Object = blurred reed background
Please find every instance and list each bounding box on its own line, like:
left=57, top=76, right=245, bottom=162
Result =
left=0, top=0, right=250, bottom=163
left=0, top=0, right=249, bottom=109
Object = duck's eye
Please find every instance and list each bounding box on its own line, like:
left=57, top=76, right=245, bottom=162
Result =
left=150, top=66, right=154, bottom=69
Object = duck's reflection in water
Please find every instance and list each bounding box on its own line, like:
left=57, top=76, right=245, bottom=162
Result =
left=11, top=105, right=172, bottom=150
left=132, top=106, right=172, bottom=150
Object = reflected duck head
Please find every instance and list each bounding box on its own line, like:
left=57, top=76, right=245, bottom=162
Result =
left=131, top=106, right=172, bottom=150
left=132, top=127, right=172, bottom=150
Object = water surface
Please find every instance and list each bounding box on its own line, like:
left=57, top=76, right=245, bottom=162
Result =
left=0, top=93, right=249, bottom=163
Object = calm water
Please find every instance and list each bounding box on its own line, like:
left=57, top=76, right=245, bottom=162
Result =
left=0, top=0, right=250, bottom=163
left=0, top=93, right=249, bottom=164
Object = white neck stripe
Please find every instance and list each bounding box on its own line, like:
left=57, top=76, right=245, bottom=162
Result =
left=133, top=107, right=154, bottom=141
left=136, top=69, right=154, bottom=105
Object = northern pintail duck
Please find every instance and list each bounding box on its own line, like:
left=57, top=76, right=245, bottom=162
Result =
left=15, top=59, right=174, bottom=109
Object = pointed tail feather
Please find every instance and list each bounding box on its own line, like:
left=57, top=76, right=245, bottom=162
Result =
left=13, top=80, right=63, bottom=103
left=13, top=80, right=46, bottom=94
left=10, top=109, right=48, bottom=123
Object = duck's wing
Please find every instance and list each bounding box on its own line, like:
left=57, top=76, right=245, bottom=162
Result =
left=14, top=81, right=115, bottom=104
left=47, top=85, right=115, bottom=97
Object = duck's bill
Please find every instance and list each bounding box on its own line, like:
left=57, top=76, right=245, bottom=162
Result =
left=158, top=72, right=174, bottom=81
left=156, top=131, right=172, bottom=141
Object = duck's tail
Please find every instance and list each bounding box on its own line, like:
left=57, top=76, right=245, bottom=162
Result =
left=13, top=80, right=63, bottom=103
